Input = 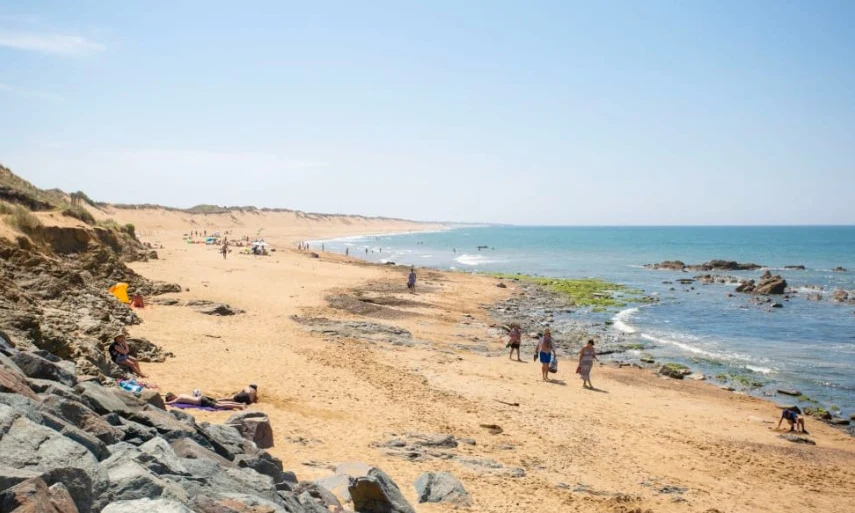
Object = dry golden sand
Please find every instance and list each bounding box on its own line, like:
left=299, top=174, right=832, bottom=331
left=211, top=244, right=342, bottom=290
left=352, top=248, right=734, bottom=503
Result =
left=114, top=208, right=855, bottom=513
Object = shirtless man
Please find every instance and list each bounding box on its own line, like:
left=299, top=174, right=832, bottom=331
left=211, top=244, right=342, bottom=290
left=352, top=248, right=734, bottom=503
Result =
left=225, top=384, right=259, bottom=405
left=534, top=329, right=555, bottom=381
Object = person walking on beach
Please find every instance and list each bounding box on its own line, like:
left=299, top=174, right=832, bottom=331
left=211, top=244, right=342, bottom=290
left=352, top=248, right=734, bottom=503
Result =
left=407, top=267, right=417, bottom=294
left=221, top=240, right=229, bottom=259
left=508, top=324, right=522, bottom=361
left=534, top=328, right=555, bottom=381
left=578, top=339, right=599, bottom=389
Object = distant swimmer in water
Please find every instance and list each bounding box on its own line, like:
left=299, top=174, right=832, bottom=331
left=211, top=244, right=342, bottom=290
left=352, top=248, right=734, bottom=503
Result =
left=534, top=329, right=555, bottom=381
left=407, top=267, right=417, bottom=294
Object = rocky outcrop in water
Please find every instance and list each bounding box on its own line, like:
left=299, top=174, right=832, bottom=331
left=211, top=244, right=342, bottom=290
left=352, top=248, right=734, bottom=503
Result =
left=645, top=260, right=763, bottom=272
left=735, top=271, right=788, bottom=295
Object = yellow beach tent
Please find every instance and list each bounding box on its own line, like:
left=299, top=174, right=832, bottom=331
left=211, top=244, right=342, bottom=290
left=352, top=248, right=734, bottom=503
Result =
left=109, top=283, right=130, bottom=304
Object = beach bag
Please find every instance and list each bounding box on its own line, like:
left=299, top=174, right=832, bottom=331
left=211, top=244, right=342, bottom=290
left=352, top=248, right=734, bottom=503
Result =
left=549, top=354, right=558, bottom=373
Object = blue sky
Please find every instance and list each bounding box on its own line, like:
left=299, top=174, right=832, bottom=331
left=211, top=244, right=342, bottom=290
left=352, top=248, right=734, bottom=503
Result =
left=0, top=1, right=853, bottom=225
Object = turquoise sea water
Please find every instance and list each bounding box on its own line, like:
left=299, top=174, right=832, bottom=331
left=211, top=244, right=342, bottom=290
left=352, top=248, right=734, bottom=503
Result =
left=319, top=226, right=855, bottom=416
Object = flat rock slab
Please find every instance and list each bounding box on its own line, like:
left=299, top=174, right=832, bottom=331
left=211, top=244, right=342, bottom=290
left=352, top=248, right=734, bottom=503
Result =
left=187, top=300, right=244, bottom=316
left=779, top=434, right=816, bottom=445
left=101, top=498, right=194, bottom=513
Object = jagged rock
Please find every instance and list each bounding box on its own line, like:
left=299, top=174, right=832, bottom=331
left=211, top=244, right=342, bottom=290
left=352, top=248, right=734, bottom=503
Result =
left=292, top=482, right=342, bottom=511
left=784, top=265, right=806, bottom=270
left=196, top=422, right=256, bottom=461
left=413, top=471, right=471, bottom=505
left=171, top=458, right=281, bottom=505
left=75, top=382, right=137, bottom=416
left=0, top=404, right=108, bottom=513
left=234, top=450, right=288, bottom=486
left=101, top=498, right=194, bottom=513
left=833, top=266, right=847, bottom=272
left=150, top=298, right=181, bottom=306
left=10, top=351, right=76, bottom=387
left=753, top=272, right=787, bottom=295
left=97, top=459, right=189, bottom=508
left=169, top=438, right=235, bottom=467
left=226, top=411, right=274, bottom=449
left=0, top=354, right=39, bottom=400
left=0, top=478, right=80, bottom=513
left=137, top=438, right=191, bottom=476
left=114, top=418, right=159, bottom=446
left=338, top=463, right=415, bottom=513
left=38, top=395, right=121, bottom=445
left=496, top=282, right=507, bottom=288
left=126, top=405, right=197, bottom=440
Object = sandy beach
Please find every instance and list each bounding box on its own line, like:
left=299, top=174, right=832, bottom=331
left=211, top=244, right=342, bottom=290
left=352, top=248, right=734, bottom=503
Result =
left=114, top=207, right=855, bottom=513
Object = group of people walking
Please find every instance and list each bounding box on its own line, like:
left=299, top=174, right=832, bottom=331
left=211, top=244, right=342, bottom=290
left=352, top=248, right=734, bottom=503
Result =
left=508, top=326, right=599, bottom=387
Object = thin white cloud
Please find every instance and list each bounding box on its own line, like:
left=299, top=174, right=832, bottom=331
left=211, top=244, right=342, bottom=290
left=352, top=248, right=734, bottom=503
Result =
left=0, top=82, right=62, bottom=101
left=0, top=30, right=104, bottom=56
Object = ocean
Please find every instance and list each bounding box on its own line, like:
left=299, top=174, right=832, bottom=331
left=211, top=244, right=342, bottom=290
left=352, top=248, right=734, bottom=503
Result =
left=317, top=226, right=855, bottom=417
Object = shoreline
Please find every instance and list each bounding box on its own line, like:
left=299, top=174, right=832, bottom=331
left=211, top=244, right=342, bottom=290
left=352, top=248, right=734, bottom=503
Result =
left=318, top=228, right=855, bottom=421
left=114, top=211, right=855, bottom=513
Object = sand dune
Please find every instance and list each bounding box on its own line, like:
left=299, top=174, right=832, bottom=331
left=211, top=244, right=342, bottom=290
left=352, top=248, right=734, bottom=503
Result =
left=117, top=209, right=855, bottom=513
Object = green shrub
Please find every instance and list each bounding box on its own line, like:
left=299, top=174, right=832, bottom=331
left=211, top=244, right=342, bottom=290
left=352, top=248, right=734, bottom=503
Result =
left=0, top=201, right=14, bottom=215
left=62, top=205, right=96, bottom=225
left=123, top=223, right=136, bottom=239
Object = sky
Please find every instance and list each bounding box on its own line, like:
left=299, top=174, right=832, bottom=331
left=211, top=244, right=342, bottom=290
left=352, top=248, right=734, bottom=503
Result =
left=0, top=1, right=853, bottom=225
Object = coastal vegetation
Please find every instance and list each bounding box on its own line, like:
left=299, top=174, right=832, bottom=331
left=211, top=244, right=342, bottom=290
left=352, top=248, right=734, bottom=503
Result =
left=488, top=273, right=644, bottom=310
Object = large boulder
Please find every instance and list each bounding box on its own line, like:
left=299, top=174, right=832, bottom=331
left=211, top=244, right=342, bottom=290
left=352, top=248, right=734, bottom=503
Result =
left=338, top=463, right=415, bottom=513
left=0, top=353, right=39, bottom=400
left=196, top=422, right=257, bottom=461
left=96, top=460, right=190, bottom=508
left=413, top=471, right=471, bottom=505
left=126, top=405, right=197, bottom=440
left=226, top=412, right=274, bottom=449
left=192, top=493, right=291, bottom=513
left=0, top=477, right=80, bottom=513
left=169, top=438, right=235, bottom=468
left=0, top=404, right=108, bottom=513
left=752, top=272, right=787, bottom=295
left=233, top=450, right=288, bottom=486
left=75, top=382, right=136, bottom=416
left=101, top=498, right=194, bottom=513
left=38, top=395, right=122, bottom=445
left=10, top=351, right=76, bottom=387
left=170, top=459, right=281, bottom=506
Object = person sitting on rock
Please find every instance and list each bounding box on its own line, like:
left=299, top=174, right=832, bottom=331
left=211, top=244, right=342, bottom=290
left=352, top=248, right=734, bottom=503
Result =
left=164, top=392, right=246, bottom=410
left=776, top=406, right=807, bottom=434
left=108, top=335, right=146, bottom=378
left=227, top=384, right=258, bottom=405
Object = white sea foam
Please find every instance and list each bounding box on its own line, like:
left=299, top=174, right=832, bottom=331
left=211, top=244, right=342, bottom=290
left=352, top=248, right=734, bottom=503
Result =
left=454, top=254, right=496, bottom=266
left=746, top=365, right=773, bottom=374
left=612, top=307, right=639, bottom=334
left=641, top=333, right=719, bottom=358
